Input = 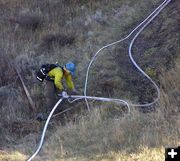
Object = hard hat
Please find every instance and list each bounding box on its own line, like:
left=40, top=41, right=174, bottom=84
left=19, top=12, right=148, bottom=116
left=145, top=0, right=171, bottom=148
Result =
left=65, top=62, right=76, bottom=76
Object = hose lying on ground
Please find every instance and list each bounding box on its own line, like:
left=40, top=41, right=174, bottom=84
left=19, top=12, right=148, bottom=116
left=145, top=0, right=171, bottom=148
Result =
left=84, top=0, right=171, bottom=110
left=26, top=0, right=172, bottom=160
left=27, top=94, right=129, bottom=161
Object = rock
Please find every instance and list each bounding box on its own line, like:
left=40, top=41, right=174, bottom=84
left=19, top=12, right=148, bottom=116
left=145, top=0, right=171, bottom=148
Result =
left=93, top=10, right=103, bottom=21
left=85, top=16, right=92, bottom=26
left=93, top=10, right=107, bottom=23
left=87, top=31, right=94, bottom=37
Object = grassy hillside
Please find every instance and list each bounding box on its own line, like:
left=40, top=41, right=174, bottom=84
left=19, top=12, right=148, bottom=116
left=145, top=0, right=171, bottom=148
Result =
left=0, top=0, right=179, bottom=160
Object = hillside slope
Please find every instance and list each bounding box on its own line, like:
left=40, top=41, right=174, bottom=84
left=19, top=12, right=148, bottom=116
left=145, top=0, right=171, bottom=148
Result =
left=0, top=0, right=179, bottom=161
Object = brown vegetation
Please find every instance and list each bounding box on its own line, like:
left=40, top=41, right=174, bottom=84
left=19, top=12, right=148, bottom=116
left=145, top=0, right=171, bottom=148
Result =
left=0, top=0, right=179, bottom=160
left=9, top=13, right=43, bottom=31
left=10, top=121, right=41, bottom=136
left=41, top=33, right=75, bottom=49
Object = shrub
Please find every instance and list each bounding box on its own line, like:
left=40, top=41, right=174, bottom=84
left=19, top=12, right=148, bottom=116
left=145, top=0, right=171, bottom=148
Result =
left=10, top=13, right=43, bottom=31
left=0, top=52, right=16, bottom=86
left=41, top=33, right=75, bottom=49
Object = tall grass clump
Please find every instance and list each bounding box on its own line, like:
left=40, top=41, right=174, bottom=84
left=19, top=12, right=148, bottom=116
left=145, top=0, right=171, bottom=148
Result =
left=10, top=12, right=43, bottom=31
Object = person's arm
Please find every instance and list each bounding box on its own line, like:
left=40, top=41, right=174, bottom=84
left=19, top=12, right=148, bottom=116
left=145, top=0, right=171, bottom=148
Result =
left=54, top=73, right=64, bottom=91
left=65, top=74, right=75, bottom=90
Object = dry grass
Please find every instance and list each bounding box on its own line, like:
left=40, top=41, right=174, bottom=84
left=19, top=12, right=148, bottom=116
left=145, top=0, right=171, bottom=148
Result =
left=0, top=0, right=179, bottom=160
left=0, top=151, right=26, bottom=161
left=31, top=58, right=179, bottom=161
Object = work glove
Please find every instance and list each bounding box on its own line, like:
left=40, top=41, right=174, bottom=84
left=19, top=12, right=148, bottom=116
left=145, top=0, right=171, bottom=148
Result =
left=57, top=91, right=69, bottom=98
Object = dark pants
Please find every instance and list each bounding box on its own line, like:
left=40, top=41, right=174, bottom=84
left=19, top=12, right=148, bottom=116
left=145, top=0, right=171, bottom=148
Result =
left=45, top=81, right=67, bottom=115
left=45, top=81, right=58, bottom=113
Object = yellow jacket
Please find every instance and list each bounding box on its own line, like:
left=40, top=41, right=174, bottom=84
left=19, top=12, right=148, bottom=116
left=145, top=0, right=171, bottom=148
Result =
left=47, top=67, right=74, bottom=91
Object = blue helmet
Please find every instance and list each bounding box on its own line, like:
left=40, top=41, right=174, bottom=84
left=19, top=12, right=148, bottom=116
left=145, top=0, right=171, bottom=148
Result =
left=65, top=62, right=76, bottom=76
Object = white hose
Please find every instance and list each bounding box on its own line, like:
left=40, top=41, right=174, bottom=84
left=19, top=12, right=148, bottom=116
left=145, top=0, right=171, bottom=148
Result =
left=128, top=0, right=171, bottom=106
left=26, top=94, right=129, bottom=161
left=27, top=98, right=63, bottom=161
left=27, top=1, right=172, bottom=160
left=70, top=95, right=130, bottom=112
left=84, top=0, right=171, bottom=109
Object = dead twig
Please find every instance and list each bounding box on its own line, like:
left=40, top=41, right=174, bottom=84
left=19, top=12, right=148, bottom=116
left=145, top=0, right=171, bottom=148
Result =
left=14, top=66, right=36, bottom=112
